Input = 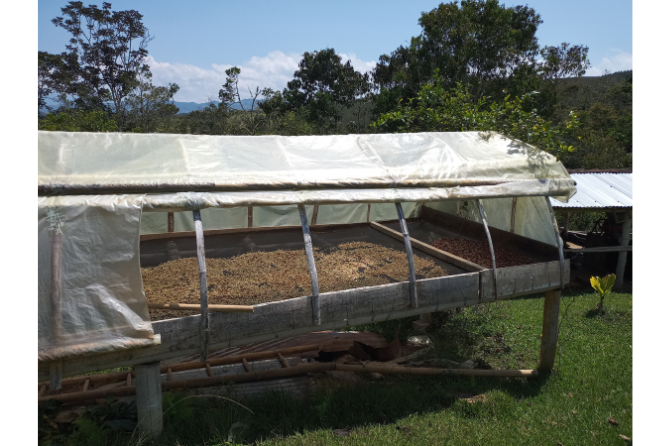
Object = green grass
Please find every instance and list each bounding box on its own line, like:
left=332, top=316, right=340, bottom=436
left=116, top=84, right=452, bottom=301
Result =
left=40, top=288, right=632, bottom=445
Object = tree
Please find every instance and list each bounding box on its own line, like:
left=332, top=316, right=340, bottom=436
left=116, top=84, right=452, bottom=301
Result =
left=38, top=109, right=118, bottom=132
left=259, top=49, right=371, bottom=131
left=124, top=73, right=180, bottom=132
left=46, top=1, right=153, bottom=126
left=372, top=71, right=579, bottom=157
left=372, top=1, right=590, bottom=118
left=217, top=67, right=269, bottom=135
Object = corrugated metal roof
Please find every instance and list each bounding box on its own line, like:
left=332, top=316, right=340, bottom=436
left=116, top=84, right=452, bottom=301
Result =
left=550, top=173, right=632, bottom=209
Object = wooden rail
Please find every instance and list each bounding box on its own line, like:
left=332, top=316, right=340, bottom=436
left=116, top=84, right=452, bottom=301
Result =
left=148, top=303, right=254, bottom=313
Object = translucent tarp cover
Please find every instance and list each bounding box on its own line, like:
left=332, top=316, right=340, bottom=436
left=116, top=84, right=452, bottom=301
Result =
left=38, top=130, right=573, bottom=360
left=38, top=195, right=156, bottom=361
left=38, top=131, right=575, bottom=199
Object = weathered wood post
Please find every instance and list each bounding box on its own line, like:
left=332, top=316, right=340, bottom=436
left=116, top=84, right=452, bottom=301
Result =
left=135, top=362, right=163, bottom=437
left=167, top=212, right=174, bottom=233
left=539, top=289, right=561, bottom=372
left=50, top=229, right=64, bottom=390
left=614, top=210, right=632, bottom=292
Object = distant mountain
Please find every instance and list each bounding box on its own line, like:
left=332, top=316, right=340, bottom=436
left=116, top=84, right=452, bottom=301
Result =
left=40, top=97, right=262, bottom=115
left=174, top=99, right=261, bottom=114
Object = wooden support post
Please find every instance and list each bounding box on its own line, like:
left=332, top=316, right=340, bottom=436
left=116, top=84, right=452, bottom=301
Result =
left=126, top=372, right=132, bottom=387
left=167, top=212, right=174, bottom=233
left=614, top=210, right=632, bottom=291
left=49, top=230, right=64, bottom=391
left=477, top=200, right=498, bottom=299
left=167, top=368, right=173, bottom=382
left=545, top=197, right=566, bottom=288
left=135, top=362, right=163, bottom=437
left=510, top=197, right=517, bottom=234
left=39, top=384, right=48, bottom=397
left=311, top=205, right=319, bottom=226
left=193, top=210, right=210, bottom=362
left=298, top=204, right=321, bottom=325
left=49, top=360, right=62, bottom=391
left=396, top=203, right=418, bottom=308
left=205, top=362, right=213, bottom=377
left=539, top=290, right=561, bottom=372
left=82, top=379, right=90, bottom=392
left=247, top=206, right=253, bottom=228
left=367, top=203, right=372, bottom=222
left=242, top=358, right=252, bottom=373
left=562, top=211, right=571, bottom=239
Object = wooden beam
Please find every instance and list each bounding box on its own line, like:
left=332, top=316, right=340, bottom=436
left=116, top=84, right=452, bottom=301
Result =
left=564, top=246, right=632, bottom=253
left=147, top=303, right=254, bottom=313
left=135, top=362, right=163, bottom=437
left=168, top=212, right=174, bottom=232
left=311, top=205, right=319, bottom=226
left=420, top=205, right=558, bottom=258
left=539, top=290, right=561, bottom=372
left=247, top=206, right=253, bottom=228
left=396, top=203, right=418, bottom=308
left=335, top=363, right=538, bottom=378
left=370, top=221, right=483, bottom=272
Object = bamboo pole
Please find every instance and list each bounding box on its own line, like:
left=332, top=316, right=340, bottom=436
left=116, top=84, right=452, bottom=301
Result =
left=396, top=203, right=418, bottom=308
left=335, top=363, right=538, bottom=378
left=545, top=197, right=566, bottom=288
left=477, top=200, right=498, bottom=300
left=298, top=204, right=321, bottom=325
left=147, top=303, right=254, bottom=313
left=39, top=362, right=539, bottom=403
left=193, top=210, right=210, bottom=362
left=40, top=344, right=323, bottom=389
left=277, top=352, right=290, bottom=368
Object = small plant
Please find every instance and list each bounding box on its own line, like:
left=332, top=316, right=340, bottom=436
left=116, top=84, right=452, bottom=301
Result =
left=590, top=274, right=616, bottom=312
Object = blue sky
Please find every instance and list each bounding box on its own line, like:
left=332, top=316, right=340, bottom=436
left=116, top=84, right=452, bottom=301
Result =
left=38, top=0, right=632, bottom=103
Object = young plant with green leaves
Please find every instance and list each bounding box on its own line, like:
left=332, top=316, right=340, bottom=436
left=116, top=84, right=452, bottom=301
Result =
left=590, top=273, right=616, bottom=312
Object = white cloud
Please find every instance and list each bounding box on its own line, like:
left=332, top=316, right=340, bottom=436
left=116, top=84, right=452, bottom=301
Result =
left=585, top=51, right=633, bottom=76
left=147, top=51, right=302, bottom=103
left=147, top=51, right=377, bottom=103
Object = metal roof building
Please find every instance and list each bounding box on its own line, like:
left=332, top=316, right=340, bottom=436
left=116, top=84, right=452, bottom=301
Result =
left=549, top=173, right=632, bottom=210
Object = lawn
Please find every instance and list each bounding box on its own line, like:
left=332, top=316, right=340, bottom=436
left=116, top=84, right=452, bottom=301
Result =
left=40, top=288, right=633, bottom=445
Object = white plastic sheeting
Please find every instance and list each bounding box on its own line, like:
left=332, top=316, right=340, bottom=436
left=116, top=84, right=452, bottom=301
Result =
left=38, top=195, right=156, bottom=361
left=39, top=131, right=574, bottom=197
left=38, top=130, right=575, bottom=360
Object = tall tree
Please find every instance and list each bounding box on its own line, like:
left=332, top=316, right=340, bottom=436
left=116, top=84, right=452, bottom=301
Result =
left=372, top=1, right=589, bottom=118
left=46, top=1, right=153, bottom=127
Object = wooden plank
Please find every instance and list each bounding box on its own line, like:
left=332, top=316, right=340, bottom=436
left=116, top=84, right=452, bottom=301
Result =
left=335, top=364, right=537, bottom=378
left=539, top=290, right=561, bottom=372
left=565, top=246, right=632, bottom=253
left=420, top=205, right=558, bottom=257
left=396, top=203, right=418, bottom=308
left=39, top=273, right=479, bottom=381
left=193, top=210, right=210, bottom=362
left=135, top=362, right=163, bottom=437
left=370, top=221, right=483, bottom=272
left=480, top=261, right=567, bottom=302
left=147, top=303, right=254, bottom=313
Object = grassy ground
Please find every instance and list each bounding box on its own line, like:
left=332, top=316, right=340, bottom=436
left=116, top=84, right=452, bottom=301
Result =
left=39, top=288, right=633, bottom=445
